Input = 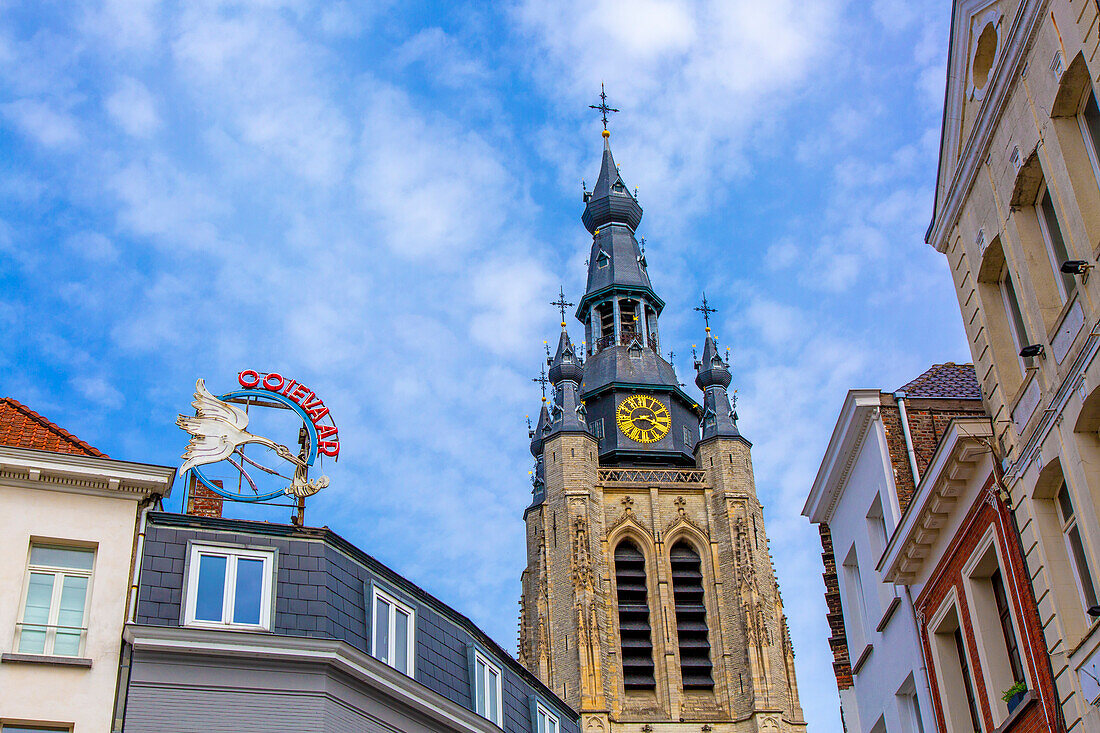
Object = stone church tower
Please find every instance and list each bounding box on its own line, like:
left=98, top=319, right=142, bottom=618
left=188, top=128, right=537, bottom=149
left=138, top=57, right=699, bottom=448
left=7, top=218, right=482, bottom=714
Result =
left=518, top=128, right=806, bottom=733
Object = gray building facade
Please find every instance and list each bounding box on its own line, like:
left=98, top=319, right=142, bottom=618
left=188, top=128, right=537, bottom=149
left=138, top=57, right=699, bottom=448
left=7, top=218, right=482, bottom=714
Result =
left=120, top=511, right=578, bottom=733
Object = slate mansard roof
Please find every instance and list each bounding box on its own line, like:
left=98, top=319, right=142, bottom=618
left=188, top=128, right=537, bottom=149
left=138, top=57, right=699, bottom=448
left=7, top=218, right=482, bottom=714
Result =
left=896, top=362, right=982, bottom=400
left=134, top=511, right=578, bottom=733
left=0, top=396, right=108, bottom=457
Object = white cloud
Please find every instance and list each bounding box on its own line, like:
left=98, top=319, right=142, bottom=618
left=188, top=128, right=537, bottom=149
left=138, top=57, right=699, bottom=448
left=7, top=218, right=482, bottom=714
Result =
left=1, top=99, right=81, bottom=148
left=71, top=375, right=125, bottom=409
left=106, top=77, right=160, bottom=137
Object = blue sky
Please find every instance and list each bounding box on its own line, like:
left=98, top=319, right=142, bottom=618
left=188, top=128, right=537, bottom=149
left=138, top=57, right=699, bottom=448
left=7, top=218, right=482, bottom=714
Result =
left=0, top=1, right=968, bottom=729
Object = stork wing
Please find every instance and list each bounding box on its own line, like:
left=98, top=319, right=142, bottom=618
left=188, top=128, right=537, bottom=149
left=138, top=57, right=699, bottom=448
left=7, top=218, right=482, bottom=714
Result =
left=191, top=378, right=249, bottom=430
left=176, top=415, right=233, bottom=475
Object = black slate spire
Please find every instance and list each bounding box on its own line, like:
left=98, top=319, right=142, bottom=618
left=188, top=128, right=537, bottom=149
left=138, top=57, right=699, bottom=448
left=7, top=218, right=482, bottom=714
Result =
left=547, top=325, right=589, bottom=435
left=694, top=330, right=741, bottom=442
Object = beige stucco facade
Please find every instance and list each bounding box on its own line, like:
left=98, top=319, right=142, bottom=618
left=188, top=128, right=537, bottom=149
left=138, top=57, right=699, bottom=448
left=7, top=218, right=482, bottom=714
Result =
left=519, top=432, right=804, bottom=733
left=0, top=446, right=173, bottom=731
left=928, top=0, right=1100, bottom=727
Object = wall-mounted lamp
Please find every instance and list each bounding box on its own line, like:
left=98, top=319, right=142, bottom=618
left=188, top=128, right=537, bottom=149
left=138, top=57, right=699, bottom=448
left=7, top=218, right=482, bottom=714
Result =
left=1061, top=259, right=1093, bottom=276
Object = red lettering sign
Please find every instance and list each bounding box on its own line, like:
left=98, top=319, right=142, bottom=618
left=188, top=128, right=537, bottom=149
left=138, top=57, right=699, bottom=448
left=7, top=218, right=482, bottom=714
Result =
left=236, top=370, right=340, bottom=459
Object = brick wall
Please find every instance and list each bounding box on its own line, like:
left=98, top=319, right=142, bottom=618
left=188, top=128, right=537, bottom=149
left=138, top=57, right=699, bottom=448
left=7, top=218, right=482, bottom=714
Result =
left=184, top=477, right=223, bottom=518
left=818, top=523, right=853, bottom=691
left=915, top=476, right=1060, bottom=732
left=879, top=395, right=986, bottom=509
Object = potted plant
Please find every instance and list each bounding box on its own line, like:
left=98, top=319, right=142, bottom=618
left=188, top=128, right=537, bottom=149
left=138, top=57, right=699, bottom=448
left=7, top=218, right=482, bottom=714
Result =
left=1002, top=680, right=1028, bottom=713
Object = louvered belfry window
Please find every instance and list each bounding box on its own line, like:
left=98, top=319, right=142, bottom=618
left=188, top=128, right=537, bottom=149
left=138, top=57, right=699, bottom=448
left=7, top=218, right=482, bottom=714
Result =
left=614, top=540, right=655, bottom=689
left=670, top=541, right=713, bottom=688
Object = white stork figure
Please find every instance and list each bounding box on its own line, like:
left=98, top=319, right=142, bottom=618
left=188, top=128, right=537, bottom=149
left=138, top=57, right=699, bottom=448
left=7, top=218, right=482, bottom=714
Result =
left=177, top=379, right=301, bottom=476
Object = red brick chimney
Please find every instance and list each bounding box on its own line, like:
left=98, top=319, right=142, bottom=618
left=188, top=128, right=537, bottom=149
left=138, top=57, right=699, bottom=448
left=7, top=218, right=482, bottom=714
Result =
left=186, top=475, right=224, bottom=518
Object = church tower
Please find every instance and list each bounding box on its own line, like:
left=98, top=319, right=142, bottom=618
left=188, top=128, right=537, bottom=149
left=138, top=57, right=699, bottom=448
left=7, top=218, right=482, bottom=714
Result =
left=518, top=122, right=806, bottom=733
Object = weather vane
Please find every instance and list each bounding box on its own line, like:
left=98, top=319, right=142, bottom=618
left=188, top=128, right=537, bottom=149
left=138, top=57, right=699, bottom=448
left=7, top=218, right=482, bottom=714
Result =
left=589, top=83, right=619, bottom=131
left=532, top=364, right=550, bottom=401
left=694, top=292, right=717, bottom=330
left=551, top=286, right=574, bottom=326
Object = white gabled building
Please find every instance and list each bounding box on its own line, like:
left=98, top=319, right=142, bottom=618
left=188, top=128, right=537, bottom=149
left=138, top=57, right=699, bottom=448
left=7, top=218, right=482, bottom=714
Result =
left=803, top=366, right=986, bottom=732
left=0, top=397, right=174, bottom=732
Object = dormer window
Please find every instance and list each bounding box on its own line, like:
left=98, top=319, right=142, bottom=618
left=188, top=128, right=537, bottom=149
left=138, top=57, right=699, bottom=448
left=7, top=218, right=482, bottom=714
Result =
left=597, top=251, right=610, bottom=269
left=612, top=181, right=625, bottom=193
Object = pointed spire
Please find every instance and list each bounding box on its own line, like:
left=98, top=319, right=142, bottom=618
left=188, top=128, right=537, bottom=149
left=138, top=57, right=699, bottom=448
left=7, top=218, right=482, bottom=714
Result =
left=694, top=327, right=740, bottom=442
left=546, top=325, right=590, bottom=436
left=581, top=132, right=643, bottom=234
left=530, top=403, right=550, bottom=457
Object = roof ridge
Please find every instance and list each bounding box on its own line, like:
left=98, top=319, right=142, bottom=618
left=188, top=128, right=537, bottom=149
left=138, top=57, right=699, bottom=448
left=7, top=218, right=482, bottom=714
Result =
left=0, top=397, right=108, bottom=458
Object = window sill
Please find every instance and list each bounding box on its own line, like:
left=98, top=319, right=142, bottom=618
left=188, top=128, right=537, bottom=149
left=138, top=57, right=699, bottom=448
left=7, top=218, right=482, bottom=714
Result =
left=992, top=690, right=1035, bottom=733
left=1, top=652, right=92, bottom=668
left=876, top=595, right=901, bottom=632
left=850, top=642, right=873, bottom=675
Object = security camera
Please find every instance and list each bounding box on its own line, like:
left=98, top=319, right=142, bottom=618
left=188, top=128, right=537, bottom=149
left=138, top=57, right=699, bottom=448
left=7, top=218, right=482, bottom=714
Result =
left=1061, top=260, right=1093, bottom=275
left=1019, top=344, right=1045, bottom=359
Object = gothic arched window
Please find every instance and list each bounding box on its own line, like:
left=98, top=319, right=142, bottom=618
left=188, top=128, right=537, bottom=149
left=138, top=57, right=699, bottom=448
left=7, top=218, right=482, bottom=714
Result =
left=670, top=540, right=713, bottom=688
left=614, top=540, right=655, bottom=689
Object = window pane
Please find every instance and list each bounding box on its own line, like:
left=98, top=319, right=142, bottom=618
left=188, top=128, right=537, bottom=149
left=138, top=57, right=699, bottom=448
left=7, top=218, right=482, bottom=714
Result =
left=394, top=607, right=409, bottom=673
left=53, top=575, right=88, bottom=656
left=18, top=572, right=53, bottom=653
left=232, top=558, right=264, bottom=625
left=1002, top=272, right=1028, bottom=349
left=1040, top=188, right=1076, bottom=295
left=374, top=597, right=389, bottom=663
left=488, top=666, right=498, bottom=722
left=30, top=546, right=94, bottom=571
left=1083, top=91, right=1100, bottom=170
left=195, top=554, right=227, bottom=622
left=1069, top=525, right=1099, bottom=607
left=475, top=659, right=486, bottom=714
left=1058, top=483, right=1075, bottom=524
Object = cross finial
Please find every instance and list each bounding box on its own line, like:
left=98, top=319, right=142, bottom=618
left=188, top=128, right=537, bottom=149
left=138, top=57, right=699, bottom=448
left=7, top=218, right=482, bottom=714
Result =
left=667, top=349, right=675, bottom=367
left=532, top=364, right=549, bottom=401
left=589, top=83, right=619, bottom=132
left=551, top=286, right=574, bottom=327
left=694, top=291, right=717, bottom=331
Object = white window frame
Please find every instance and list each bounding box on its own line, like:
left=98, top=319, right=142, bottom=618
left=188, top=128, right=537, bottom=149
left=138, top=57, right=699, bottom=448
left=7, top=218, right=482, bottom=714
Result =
left=15, top=544, right=95, bottom=657
left=1056, top=480, right=1099, bottom=614
left=183, top=544, right=274, bottom=631
left=370, top=585, right=416, bottom=676
left=1035, top=180, right=1075, bottom=301
left=534, top=702, right=559, bottom=733
left=473, top=648, right=503, bottom=726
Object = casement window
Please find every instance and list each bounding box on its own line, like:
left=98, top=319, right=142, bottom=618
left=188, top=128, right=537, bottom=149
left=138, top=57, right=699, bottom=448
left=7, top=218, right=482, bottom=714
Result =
left=953, top=628, right=982, bottom=732
left=1057, top=481, right=1099, bottom=611
left=472, top=649, right=503, bottom=726
left=991, top=570, right=1025, bottom=684
left=534, top=702, right=559, bottom=733
left=16, top=545, right=94, bottom=657
left=371, top=585, right=415, bottom=676
left=614, top=540, right=655, bottom=689
left=1035, top=181, right=1077, bottom=299
left=184, top=544, right=273, bottom=630
left=669, top=541, right=713, bottom=688
left=1078, top=87, right=1100, bottom=188
left=1000, top=266, right=1029, bottom=358
left=896, top=676, right=927, bottom=733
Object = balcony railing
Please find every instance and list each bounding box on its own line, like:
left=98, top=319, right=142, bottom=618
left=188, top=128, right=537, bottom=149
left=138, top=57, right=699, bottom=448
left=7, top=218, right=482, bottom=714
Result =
left=598, top=468, right=707, bottom=485
left=14, top=621, right=88, bottom=657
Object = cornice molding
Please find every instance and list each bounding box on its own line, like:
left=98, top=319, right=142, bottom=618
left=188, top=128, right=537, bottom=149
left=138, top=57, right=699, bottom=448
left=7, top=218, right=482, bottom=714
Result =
left=928, top=0, right=1043, bottom=251
left=0, top=445, right=174, bottom=499
left=123, top=624, right=506, bottom=733
left=803, top=390, right=883, bottom=524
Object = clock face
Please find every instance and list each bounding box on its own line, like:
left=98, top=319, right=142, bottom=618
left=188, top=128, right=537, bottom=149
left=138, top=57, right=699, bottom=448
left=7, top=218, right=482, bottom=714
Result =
left=616, top=394, right=672, bottom=444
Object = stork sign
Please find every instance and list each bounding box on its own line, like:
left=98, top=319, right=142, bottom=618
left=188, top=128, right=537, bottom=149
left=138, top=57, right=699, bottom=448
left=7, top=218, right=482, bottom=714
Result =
left=176, top=371, right=339, bottom=505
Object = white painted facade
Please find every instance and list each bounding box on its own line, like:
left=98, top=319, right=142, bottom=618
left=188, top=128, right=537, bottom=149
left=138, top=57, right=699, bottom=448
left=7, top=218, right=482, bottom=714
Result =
left=0, top=446, right=173, bottom=731
left=804, top=391, right=936, bottom=733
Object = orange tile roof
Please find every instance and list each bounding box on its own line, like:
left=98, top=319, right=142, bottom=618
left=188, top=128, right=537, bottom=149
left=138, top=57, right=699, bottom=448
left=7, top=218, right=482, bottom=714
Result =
left=0, top=397, right=108, bottom=458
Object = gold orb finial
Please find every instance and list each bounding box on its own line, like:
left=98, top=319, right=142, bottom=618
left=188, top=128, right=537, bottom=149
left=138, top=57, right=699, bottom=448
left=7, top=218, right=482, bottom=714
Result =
left=705, top=326, right=711, bottom=333
left=602, top=129, right=610, bottom=139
